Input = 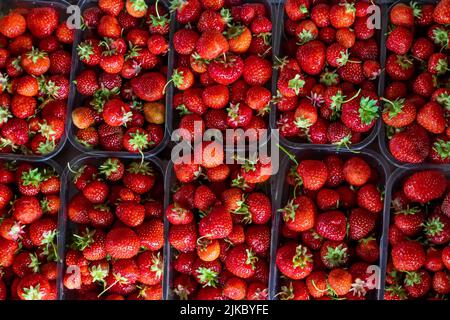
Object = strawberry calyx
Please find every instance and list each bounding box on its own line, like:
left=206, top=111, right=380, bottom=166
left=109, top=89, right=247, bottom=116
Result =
left=226, top=103, right=241, bottom=120
left=404, top=271, right=422, bottom=286
left=6, top=220, right=24, bottom=241
left=37, top=138, right=56, bottom=155
left=297, top=29, right=315, bottom=45
left=196, top=267, right=219, bottom=287
left=394, top=205, right=420, bottom=215
left=128, top=130, right=150, bottom=152
left=225, top=23, right=245, bottom=40
left=307, top=92, right=324, bottom=108
left=220, top=8, right=232, bottom=25
left=423, top=217, right=444, bottom=236
left=245, top=248, right=258, bottom=269
left=435, top=58, right=449, bottom=75
left=0, top=105, right=12, bottom=125
left=21, top=168, right=43, bottom=188
left=257, top=32, right=271, bottom=46
left=72, top=228, right=96, bottom=251
left=127, top=161, right=154, bottom=176
left=320, top=70, right=339, bottom=86
left=0, top=72, right=9, bottom=92
left=396, top=55, right=413, bottom=69
left=150, top=252, right=163, bottom=280
left=381, top=97, right=405, bottom=119
left=173, top=284, right=190, bottom=300
left=38, top=121, right=56, bottom=140
left=231, top=175, right=251, bottom=191
left=100, top=38, right=119, bottom=56
left=191, top=52, right=210, bottom=68
left=169, top=0, right=187, bottom=12
left=273, top=56, right=289, bottom=70
left=410, top=2, right=422, bottom=18
left=176, top=104, right=191, bottom=115
left=288, top=74, right=305, bottom=95
left=0, top=138, right=18, bottom=151
left=349, top=278, right=367, bottom=297
left=91, top=87, right=120, bottom=113
left=336, top=50, right=350, bottom=67
left=299, top=5, right=308, bottom=14
left=76, top=41, right=95, bottom=62
left=324, top=243, right=348, bottom=268
left=41, top=229, right=59, bottom=261
left=125, top=43, right=142, bottom=61
left=330, top=92, right=345, bottom=116
left=292, top=245, right=312, bottom=269
left=433, top=139, right=450, bottom=160
left=358, top=96, right=379, bottom=125
left=25, top=47, right=48, bottom=64
left=278, top=282, right=295, bottom=300
left=21, top=284, right=45, bottom=300
left=279, top=199, right=299, bottom=223
left=232, top=196, right=252, bottom=224
left=436, top=93, right=450, bottom=110
left=294, top=116, right=313, bottom=129
left=341, top=1, right=356, bottom=14
left=333, top=133, right=352, bottom=150
left=130, top=0, right=148, bottom=12
left=431, top=27, right=449, bottom=48
left=12, top=57, right=22, bottom=72
left=28, top=253, right=41, bottom=273
left=90, top=264, right=108, bottom=285
left=99, top=158, right=121, bottom=177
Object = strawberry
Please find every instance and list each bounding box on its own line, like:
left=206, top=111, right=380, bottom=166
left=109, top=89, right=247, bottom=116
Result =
left=433, top=0, right=450, bottom=24
left=389, top=124, right=430, bottom=164
left=116, top=202, right=145, bottom=227
left=386, top=54, right=415, bottom=81
left=242, top=55, right=272, bottom=86
left=423, top=213, right=450, bottom=245
left=392, top=240, right=426, bottom=272
left=0, top=13, right=26, bottom=39
left=26, top=7, right=59, bottom=38
left=356, top=237, right=379, bottom=263
left=316, top=210, right=347, bottom=241
left=198, top=205, right=232, bottom=239
left=280, top=196, right=316, bottom=232
left=327, top=268, right=352, bottom=296
left=348, top=208, right=376, bottom=240
left=394, top=207, right=425, bottom=237
left=276, top=243, right=313, bottom=280
left=82, top=180, right=109, bottom=204
left=342, top=157, right=370, bottom=187
left=122, top=161, right=155, bottom=194
left=403, top=170, right=446, bottom=203
left=329, top=2, right=355, bottom=29
left=390, top=3, right=414, bottom=27
left=417, top=102, right=445, bottom=134
left=169, top=223, right=197, bottom=253
left=386, top=26, right=413, bottom=55
left=17, top=274, right=51, bottom=300
left=296, top=40, right=326, bottom=76
left=296, top=160, right=328, bottom=191
left=357, top=184, right=383, bottom=214
left=136, top=219, right=164, bottom=251
left=225, top=244, right=258, bottom=279
left=105, top=227, right=140, bottom=259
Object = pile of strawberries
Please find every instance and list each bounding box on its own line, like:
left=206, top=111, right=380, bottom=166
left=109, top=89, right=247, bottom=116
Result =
left=0, top=161, right=61, bottom=300
left=276, top=0, right=381, bottom=147
left=275, top=154, right=384, bottom=300
left=171, top=0, right=273, bottom=143
left=168, top=151, right=272, bottom=300
left=385, top=170, right=450, bottom=300
left=63, top=158, right=164, bottom=300
left=71, top=0, right=169, bottom=153
left=0, top=7, right=72, bottom=155
left=382, top=0, right=450, bottom=164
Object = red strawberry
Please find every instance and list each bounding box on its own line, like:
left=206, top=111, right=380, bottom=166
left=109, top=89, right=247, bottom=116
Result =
left=391, top=240, right=426, bottom=272
left=403, top=170, right=446, bottom=203
left=349, top=208, right=376, bottom=240
left=105, top=227, right=140, bottom=259
left=315, top=210, right=347, bottom=241
left=276, top=243, right=313, bottom=280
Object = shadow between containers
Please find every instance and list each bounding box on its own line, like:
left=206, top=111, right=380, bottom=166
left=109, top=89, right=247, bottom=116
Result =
left=379, top=163, right=450, bottom=300
left=57, top=153, right=167, bottom=300
left=270, top=1, right=386, bottom=152
left=0, top=0, right=71, bottom=162
left=165, top=0, right=280, bottom=154
left=66, top=0, right=172, bottom=158
left=268, top=148, right=391, bottom=300
left=162, top=160, right=276, bottom=300
left=377, top=0, right=442, bottom=169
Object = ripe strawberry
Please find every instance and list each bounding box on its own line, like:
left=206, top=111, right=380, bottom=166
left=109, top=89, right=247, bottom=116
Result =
left=417, top=102, right=445, bottom=134
left=348, top=208, right=376, bottom=240
left=328, top=268, right=352, bottom=296
left=296, top=160, right=328, bottom=191
left=316, top=210, right=347, bottom=241
left=392, top=240, right=426, bottom=272
left=169, top=223, right=197, bottom=253
left=105, top=227, right=140, bottom=259
left=280, top=196, right=315, bottom=232
left=199, top=205, right=232, bottom=239
left=82, top=180, right=109, bottom=204
left=26, top=7, right=59, bottom=38
left=296, top=40, right=325, bottom=76
left=433, top=0, right=450, bottom=24
left=386, top=26, right=413, bottom=55
left=403, top=170, right=446, bottom=203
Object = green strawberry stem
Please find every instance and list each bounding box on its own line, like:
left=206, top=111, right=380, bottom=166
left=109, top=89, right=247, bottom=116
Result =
left=277, top=143, right=298, bottom=166
left=292, top=245, right=312, bottom=269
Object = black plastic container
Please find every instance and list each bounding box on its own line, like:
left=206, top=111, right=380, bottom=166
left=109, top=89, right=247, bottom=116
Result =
left=268, top=148, right=391, bottom=300
left=271, top=1, right=385, bottom=151
left=380, top=164, right=449, bottom=299
left=377, top=0, right=442, bottom=169
left=58, top=154, right=166, bottom=300
left=167, top=0, right=278, bottom=152
left=163, top=160, right=275, bottom=300
left=0, top=0, right=71, bottom=161
left=67, top=0, right=171, bottom=157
